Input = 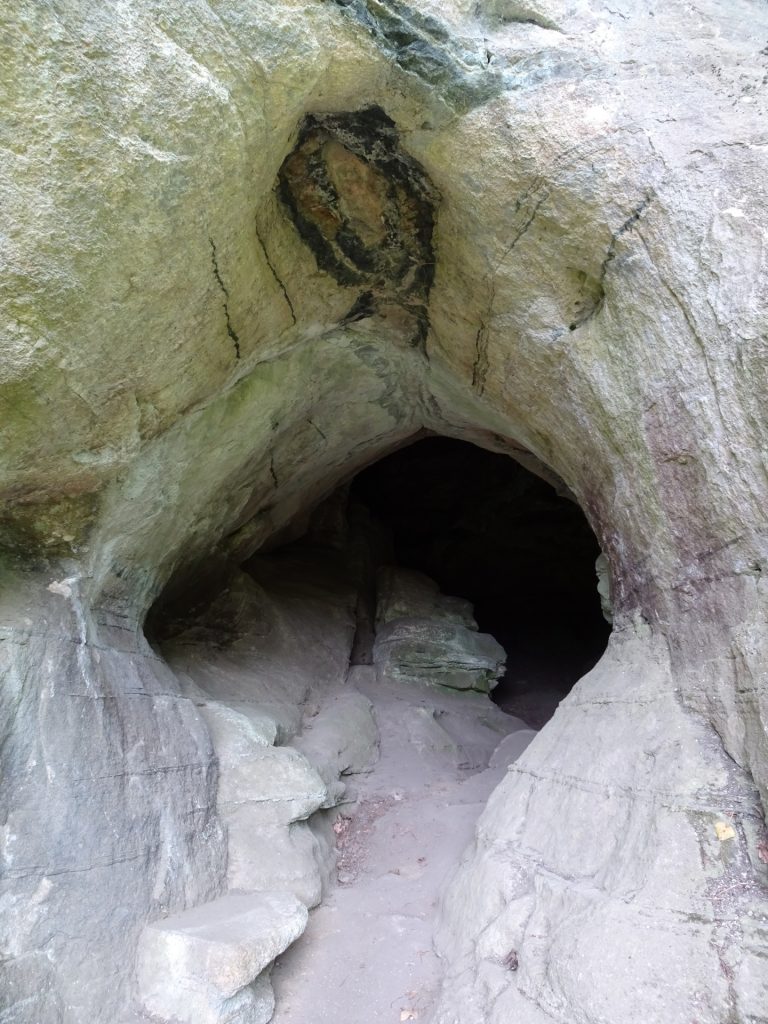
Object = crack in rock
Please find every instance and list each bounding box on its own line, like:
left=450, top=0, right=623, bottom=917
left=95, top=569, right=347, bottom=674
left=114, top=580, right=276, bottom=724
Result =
left=255, top=224, right=297, bottom=326
left=209, top=237, right=241, bottom=359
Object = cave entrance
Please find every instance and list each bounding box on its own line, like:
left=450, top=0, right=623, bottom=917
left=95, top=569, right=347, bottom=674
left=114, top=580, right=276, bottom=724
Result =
left=140, top=432, right=614, bottom=1024
left=349, top=436, right=612, bottom=727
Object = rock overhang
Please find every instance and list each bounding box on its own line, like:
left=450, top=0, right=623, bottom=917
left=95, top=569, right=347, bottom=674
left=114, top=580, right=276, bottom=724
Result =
left=2, top=3, right=768, bottom=1023
left=0, top=0, right=765, bottom=826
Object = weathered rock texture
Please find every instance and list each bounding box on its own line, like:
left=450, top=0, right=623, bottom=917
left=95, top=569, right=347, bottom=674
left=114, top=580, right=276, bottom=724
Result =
left=2, top=0, right=767, bottom=1022
left=137, top=891, right=307, bottom=1024
left=373, top=565, right=505, bottom=691
left=375, top=566, right=478, bottom=629
left=375, top=617, right=506, bottom=692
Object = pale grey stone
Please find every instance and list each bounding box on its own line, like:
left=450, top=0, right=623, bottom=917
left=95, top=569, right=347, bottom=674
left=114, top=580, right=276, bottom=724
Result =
left=226, top=819, right=334, bottom=909
left=374, top=617, right=506, bottom=693
left=291, top=690, right=380, bottom=796
left=734, top=917, right=768, bottom=1022
left=489, top=729, right=538, bottom=768
left=375, top=566, right=477, bottom=629
left=214, top=738, right=327, bottom=826
left=137, top=891, right=307, bottom=1024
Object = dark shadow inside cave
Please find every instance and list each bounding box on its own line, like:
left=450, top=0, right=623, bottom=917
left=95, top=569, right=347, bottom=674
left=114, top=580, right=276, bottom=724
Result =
left=146, top=435, right=612, bottom=731
left=349, top=436, right=612, bottom=727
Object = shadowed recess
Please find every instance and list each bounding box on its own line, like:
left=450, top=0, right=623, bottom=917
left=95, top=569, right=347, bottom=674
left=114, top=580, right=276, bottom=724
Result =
left=350, top=436, right=612, bottom=725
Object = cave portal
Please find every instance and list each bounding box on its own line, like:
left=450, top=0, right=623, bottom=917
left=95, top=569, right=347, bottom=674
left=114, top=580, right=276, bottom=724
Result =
left=350, top=436, right=612, bottom=726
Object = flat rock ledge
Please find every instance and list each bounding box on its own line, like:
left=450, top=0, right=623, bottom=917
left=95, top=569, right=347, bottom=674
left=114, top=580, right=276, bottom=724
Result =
left=374, top=616, right=506, bottom=693
left=136, top=891, right=308, bottom=1024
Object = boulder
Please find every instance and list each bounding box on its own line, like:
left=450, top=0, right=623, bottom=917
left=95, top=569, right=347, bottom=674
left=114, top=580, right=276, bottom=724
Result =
left=225, top=819, right=333, bottom=909
left=291, top=690, right=380, bottom=793
left=137, top=891, right=307, bottom=1024
left=375, top=566, right=478, bottom=630
left=198, top=701, right=330, bottom=902
left=374, top=617, right=506, bottom=693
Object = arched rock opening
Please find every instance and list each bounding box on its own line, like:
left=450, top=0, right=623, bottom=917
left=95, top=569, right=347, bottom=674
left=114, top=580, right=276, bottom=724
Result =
left=350, top=436, right=612, bottom=725
left=146, top=434, right=611, bottom=729
left=141, top=430, right=615, bottom=1023
left=3, top=4, right=768, bottom=1022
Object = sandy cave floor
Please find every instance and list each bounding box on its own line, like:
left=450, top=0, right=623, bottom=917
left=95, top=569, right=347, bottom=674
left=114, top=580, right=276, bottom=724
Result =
left=271, top=671, right=534, bottom=1024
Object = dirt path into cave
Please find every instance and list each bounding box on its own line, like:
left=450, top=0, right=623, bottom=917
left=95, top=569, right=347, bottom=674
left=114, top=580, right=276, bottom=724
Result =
left=271, top=669, right=531, bottom=1024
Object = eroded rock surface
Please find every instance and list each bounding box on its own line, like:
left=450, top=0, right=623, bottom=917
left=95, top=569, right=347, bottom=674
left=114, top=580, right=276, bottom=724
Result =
left=278, top=107, right=439, bottom=344
left=162, top=556, right=374, bottom=909
left=137, top=891, right=307, bottom=1024
left=375, top=565, right=478, bottom=629
left=2, top=0, right=768, bottom=1022
left=375, top=616, right=506, bottom=692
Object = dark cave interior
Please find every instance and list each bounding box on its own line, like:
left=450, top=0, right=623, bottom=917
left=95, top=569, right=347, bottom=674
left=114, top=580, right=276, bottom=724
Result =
left=149, top=436, right=611, bottom=729
left=350, top=436, right=611, bottom=726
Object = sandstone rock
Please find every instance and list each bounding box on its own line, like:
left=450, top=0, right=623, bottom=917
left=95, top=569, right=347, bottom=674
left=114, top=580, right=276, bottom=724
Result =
left=488, top=728, right=538, bottom=768
left=595, top=551, right=613, bottom=624
left=291, top=690, right=380, bottom=795
left=434, top=627, right=768, bottom=1024
left=214, top=730, right=327, bottom=826
left=734, top=918, right=768, bottom=1022
left=199, top=701, right=330, bottom=902
left=202, top=699, right=278, bottom=754
left=164, top=565, right=359, bottom=739
left=163, top=562, right=364, bottom=908
left=374, top=617, right=506, bottom=692
left=226, top=819, right=333, bottom=908
left=375, top=566, right=477, bottom=629
left=137, top=891, right=307, bottom=1024
left=2, top=0, right=768, bottom=1020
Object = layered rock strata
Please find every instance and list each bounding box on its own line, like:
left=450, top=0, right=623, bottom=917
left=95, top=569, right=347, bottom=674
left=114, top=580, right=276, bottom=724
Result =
left=2, top=1, right=767, bottom=1022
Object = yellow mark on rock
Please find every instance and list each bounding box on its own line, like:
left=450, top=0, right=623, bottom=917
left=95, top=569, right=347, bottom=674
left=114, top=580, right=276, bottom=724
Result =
left=715, top=822, right=736, bottom=842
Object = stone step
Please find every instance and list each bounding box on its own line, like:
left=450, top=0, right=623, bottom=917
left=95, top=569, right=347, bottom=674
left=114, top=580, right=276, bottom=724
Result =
left=137, top=890, right=308, bottom=1024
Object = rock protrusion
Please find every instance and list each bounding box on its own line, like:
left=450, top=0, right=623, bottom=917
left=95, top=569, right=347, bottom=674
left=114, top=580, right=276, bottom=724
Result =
left=136, top=891, right=308, bottom=1024
left=291, top=690, right=380, bottom=802
left=199, top=701, right=330, bottom=905
left=595, top=552, right=613, bottom=623
left=375, top=565, right=477, bottom=629
left=372, top=567, right=506, bottom=693
left=374, top=617, right=506, bottom=693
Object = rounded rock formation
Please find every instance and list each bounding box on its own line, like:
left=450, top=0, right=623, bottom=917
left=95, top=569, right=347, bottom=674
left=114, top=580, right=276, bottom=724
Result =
left=1, top=1, right=767, bottom=1022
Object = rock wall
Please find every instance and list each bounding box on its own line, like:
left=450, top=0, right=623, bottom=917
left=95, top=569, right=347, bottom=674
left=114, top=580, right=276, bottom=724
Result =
left=2, top=1, right=767, bottom=1021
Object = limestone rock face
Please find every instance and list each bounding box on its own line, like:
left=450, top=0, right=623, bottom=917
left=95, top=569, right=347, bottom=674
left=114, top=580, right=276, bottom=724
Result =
left=2, top=0, right=768, bottom=1022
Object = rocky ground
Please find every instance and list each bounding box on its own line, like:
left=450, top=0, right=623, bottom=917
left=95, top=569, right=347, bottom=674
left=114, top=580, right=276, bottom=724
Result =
left=272, top=667, right=534, bottom=1024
